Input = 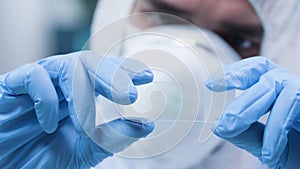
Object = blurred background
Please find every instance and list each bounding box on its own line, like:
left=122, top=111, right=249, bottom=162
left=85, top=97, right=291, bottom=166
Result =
left=0, top=0, right=98, bottom=74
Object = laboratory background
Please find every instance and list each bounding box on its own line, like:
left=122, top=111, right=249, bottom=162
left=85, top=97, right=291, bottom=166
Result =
left=0, top=0, right=97, bottom=74
left=1, top=0, right=299, bottom=168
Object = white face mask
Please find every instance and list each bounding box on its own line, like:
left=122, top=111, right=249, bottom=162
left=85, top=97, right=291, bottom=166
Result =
left=90, top=2, right=249, bottom=168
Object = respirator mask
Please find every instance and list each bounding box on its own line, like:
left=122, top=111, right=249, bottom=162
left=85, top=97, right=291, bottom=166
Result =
left=88, top=0, right=240, bottom=166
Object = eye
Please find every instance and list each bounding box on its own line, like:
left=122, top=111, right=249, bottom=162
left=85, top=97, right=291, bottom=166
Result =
left=221, top=34, right=254, bottom=50
left=216, top=32, right=261, bottom=58
left=238, top=39, right=253, bottom=50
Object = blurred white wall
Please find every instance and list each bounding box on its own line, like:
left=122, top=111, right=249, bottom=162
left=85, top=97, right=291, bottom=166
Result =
left=0, top=0, right=88, bottom=74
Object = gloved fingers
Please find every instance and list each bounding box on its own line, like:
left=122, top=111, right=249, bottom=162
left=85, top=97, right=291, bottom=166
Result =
left=1, top=64, right=59, bottom=133
left=36, top=51, right=152, bottom=136
left=206, top=56, right=277, bottom=92
left=37, top=53, right=95, bottom=136
left=95, top=57, right=139, bottom=104
left=79, top=52, right=153, bottom=104
left=261, top=81, right=300, bottom=165
left=221, top=122, right=265, bottom=158
left=214, top=72, right=279, bottom=138
left=109, top=57, right=154, bottom=85
left=90, top=118, right=154, bottom=154
left=38, top=52, right=140, bottom=136
left=78, top=52, right=142, bottom=105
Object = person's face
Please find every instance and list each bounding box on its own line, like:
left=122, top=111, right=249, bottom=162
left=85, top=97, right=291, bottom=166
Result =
left=132, top=0, right=263, bottom=58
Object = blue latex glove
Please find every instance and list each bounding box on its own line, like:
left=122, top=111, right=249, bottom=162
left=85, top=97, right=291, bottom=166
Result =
left=206, top=56, right=300, bottom=169
left=0, top=51, right=154, bottom=168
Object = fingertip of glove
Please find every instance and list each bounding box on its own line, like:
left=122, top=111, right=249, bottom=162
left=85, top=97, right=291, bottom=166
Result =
left=125, top=118, right=154, bottom=130
left=144, top=69, right=154, bottom=80
left=205, top=76, right=228, bottom=92
left=210, top=120, right=219, bottom=133
left=211, top=115, right=245, bottom=139
left=37, top=105, right=59, bottom=134
left=205, top=78, right=213, bottom=90
left=132, top=69, right=154, bottom=85
left=109, top=86, right=138, bottom=105
left=122, top=118, right=154, bottom=138
left=42, top=122, right=58, bottom=134
left=90, top=118, right=155, bottom=155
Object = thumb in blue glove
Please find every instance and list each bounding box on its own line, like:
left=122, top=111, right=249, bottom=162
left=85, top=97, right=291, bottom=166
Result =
left=2, top=117, right=153, bottom=169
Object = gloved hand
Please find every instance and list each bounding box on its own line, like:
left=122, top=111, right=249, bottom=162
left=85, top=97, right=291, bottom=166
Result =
left=206, top=56, right=300, bottom=169
left=0, top=51, right=154, bottom=169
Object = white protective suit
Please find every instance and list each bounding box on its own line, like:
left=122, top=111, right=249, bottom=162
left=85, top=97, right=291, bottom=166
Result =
left=89, top=0, right=266, bottom=169
left=248, top=0, right=300, bottom=76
